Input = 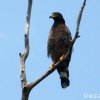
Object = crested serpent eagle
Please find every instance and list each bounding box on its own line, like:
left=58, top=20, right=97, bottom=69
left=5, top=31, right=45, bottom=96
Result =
left=47, top=12, right=72, bottom=88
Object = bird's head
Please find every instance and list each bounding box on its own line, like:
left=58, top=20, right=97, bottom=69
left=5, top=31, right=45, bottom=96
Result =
left=49, top=12, right=65, bottom=23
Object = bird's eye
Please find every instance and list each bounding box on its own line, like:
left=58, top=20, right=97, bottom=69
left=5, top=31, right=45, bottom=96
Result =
left=55, top=13, right=59, bottom=17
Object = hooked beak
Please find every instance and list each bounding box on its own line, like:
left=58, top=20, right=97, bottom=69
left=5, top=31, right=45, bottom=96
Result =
left=49, top=16, right=52, bottom=18
left=49, top=14, right=56, bottom=19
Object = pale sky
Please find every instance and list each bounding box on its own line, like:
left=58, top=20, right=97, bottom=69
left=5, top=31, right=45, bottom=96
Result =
left=0, top=0, right=100, bottom=100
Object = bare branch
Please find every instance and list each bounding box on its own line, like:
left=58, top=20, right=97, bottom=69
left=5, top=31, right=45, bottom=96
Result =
left=74, top=0, right=86, bottom=42
left=19, top=0, right=32, bottom=100
left=61, top=0, right=86, bottom=61
left=28, top=61, right=60, bottom=90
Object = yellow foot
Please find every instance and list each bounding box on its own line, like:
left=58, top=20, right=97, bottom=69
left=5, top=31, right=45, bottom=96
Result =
left=49, top=63, right=55, bottom=71
left=59, top=55, right=65, bottom=62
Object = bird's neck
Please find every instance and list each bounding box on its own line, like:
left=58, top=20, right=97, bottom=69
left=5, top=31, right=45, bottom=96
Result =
left=53, top=19, right=65, bottom=26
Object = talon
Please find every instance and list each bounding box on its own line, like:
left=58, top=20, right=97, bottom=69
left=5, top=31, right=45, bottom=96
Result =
left=49, top=63, right=55, bottom=71
left=59, top=55, right=65, bottom=62
left=69, top=39, right=73, bottom=42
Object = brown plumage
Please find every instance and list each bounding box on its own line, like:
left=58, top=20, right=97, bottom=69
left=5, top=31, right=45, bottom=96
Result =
left=47, top=12, right=72, bottom=88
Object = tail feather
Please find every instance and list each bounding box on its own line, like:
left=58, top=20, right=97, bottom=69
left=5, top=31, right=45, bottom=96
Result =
left=59, top=71, right=70, bottom=88
left=57, top=61, right=70, bottom=88
left=61, top=77, right=70, bottom=88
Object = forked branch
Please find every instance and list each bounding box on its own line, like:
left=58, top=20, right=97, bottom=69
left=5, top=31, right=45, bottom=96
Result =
left=19, top=0, right=32, bottom=100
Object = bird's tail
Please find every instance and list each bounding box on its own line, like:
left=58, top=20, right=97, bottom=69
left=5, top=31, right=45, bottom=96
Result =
left=59, top=70, right=70, bottom=88
left=57, top=61, right=70, bottom=88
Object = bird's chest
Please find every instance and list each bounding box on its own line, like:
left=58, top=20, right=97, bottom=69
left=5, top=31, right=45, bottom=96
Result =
left=50, top=30, right=67, bottom=44
left=49, top=35, right=68, bottom=54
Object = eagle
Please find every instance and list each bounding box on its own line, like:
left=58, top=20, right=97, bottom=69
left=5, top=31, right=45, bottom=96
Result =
left=47, top=12, right=72, bottom=88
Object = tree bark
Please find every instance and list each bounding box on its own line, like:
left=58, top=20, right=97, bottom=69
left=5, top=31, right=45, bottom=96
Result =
left=19, top=0, right=32, bottom=100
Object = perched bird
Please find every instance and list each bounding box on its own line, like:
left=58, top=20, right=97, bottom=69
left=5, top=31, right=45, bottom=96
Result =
left=47, top=12, right=72, bottom=88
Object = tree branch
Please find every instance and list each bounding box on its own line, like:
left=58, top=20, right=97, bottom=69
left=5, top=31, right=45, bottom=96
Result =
left=28, top=61, right=60, bottom=90
left=19, top=0, right=86, bottom=100
left=19, top=0, right=32, bottom=100
left=64, top=0, right=86, bottom=61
